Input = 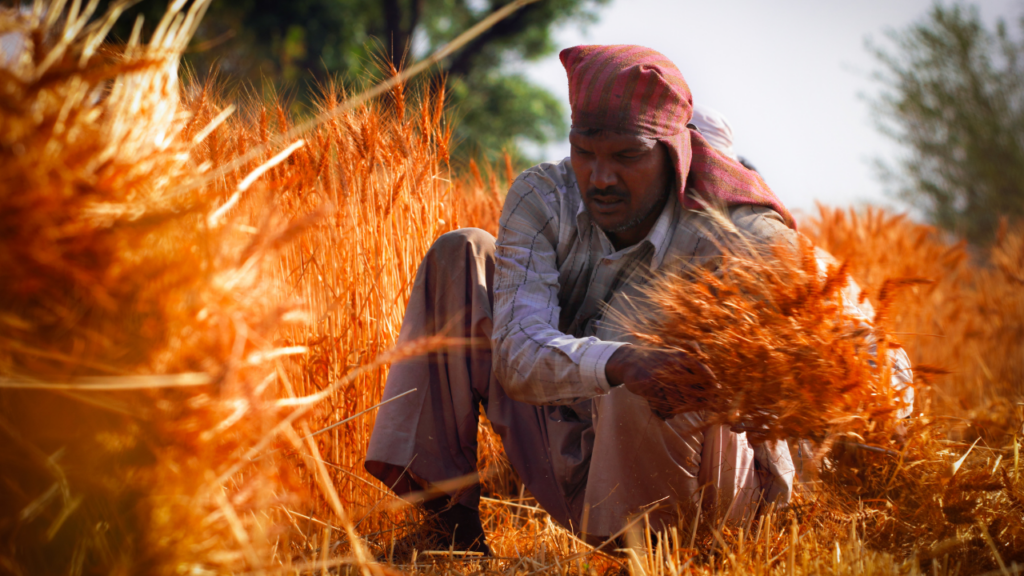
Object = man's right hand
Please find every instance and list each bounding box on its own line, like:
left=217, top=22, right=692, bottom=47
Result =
left=605, top=344, right=716, bottom=419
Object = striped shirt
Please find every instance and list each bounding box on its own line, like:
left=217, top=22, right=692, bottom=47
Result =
left=490, top=158, right=914, bottom=414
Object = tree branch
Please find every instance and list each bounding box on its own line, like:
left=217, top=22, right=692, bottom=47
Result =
left=383, top=0, right=423, bottom=69
left=444, top=2, right=542, bottom=78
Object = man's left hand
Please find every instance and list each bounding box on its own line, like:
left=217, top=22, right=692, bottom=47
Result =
left=605, top=345, right=717, bottom=419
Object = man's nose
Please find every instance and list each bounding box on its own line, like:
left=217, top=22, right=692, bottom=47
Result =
left=591, top=161, right=618, bottom=190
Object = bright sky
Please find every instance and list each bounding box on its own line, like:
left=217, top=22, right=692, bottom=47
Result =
left=520, top=0, right=1021, bottom=219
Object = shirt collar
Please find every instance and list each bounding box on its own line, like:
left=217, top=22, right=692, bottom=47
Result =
left=643, top=191, right=676, bottom=271
left=575, top=192, right=589, bottom=239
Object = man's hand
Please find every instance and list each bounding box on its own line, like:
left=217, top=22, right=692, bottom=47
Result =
left=605, top=345, right=716, bottom=419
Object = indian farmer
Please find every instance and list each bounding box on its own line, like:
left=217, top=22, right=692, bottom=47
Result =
left=364, top=45, right=913, bottom=552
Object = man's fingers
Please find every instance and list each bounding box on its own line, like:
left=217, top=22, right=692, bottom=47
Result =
left=664, top=351, right=716, bottom=388
left=652, top=408, right=674, bottom=420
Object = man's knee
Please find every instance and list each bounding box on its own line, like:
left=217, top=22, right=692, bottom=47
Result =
left=428, top=228, right=496, bottom=262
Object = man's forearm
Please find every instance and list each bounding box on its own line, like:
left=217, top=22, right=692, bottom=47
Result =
left=490, top=322, right=627, bottom=404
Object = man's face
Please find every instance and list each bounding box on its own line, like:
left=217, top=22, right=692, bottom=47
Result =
left=570, top=128, right=673, bottom=249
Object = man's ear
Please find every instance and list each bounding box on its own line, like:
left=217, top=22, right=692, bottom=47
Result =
left=661, top=143, right=680, bottom=193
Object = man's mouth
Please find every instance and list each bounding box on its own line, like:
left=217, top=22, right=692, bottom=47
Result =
left=588, top=193, right=628, bottom=213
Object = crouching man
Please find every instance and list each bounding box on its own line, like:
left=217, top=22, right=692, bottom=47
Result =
left=367, top=45, right=820, bottom=552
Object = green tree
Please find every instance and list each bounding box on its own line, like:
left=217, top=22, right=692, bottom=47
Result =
left=102, top=0, right=608, bottom=162
left=870, top=3, right=1024, bottom=245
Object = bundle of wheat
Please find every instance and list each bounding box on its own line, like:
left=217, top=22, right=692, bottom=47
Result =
left=627, top=221, right=917, bottom=444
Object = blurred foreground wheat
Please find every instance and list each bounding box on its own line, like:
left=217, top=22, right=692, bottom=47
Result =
left=0, top=1, right=374, bottom=573
left=629, top=227, right=918, bottom=445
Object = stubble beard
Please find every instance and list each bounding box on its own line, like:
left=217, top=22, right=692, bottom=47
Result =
left=602, top=188, right=670, bottom=234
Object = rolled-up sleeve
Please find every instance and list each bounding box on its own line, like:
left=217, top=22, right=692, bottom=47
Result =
left=490, top=177, right=624, bottom=405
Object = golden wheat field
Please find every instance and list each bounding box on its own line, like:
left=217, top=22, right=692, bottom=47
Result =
left=1, top=2, right=1022, bottom=575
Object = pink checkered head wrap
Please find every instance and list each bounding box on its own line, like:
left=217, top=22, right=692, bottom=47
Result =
left=559, top=45, right=796, bottom=229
